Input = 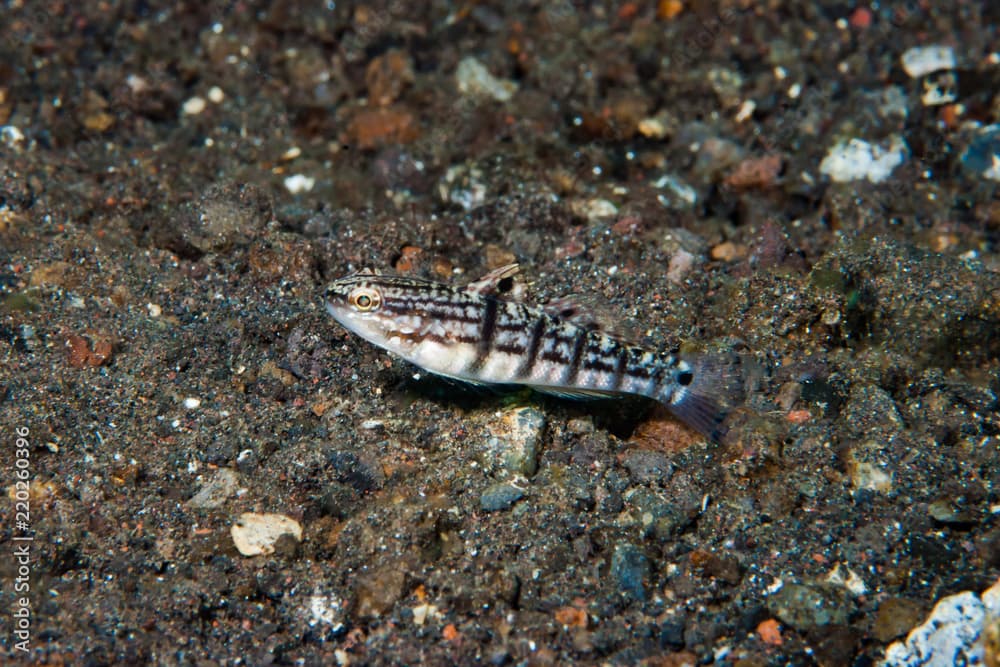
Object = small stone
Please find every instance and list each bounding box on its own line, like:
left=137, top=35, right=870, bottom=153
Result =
left=83, top=111, right=115, bottom=132
left=724, top=154, right=783, bottom=190
left=480, top=482, right=525, bottom=511
left=456, top=57, right=517, bottom=102
left=610, top=542, right=649, bottom=602
left=921, top=71, right=958, bottom=107
left=638, top=111, right=675, bottom=139
left=960, top=124, right=1000, bottom=182
left=187, top=468, right=240, bottom=509
left=230, top=512, right=303, bottom=556
left=927, top=497, right=978, bottom=526
left=690, top=548, right=743, bottom=585
left=566, top=417, right=595, bottom=435
left=900, top=45, right=956, bottom=79
left=819, top=136, right=908, bottom=183
left=625, top=487, right=687, bottom=539
left=709, top=241, right=745, bottom=262
left=355, top=567, right=406, bottom=618
left=653, top=173, right=697, bottom=209
left=666, top=248, right=697, bottom=284
left=848, top=456, right=893, bottom=494
left=345, top=107, right=419, bottom=150
left=570, top=198, right=618, bottom=222
left=64, top=332, right=115, bottom=368
left=621, top=450, right=673, bottom=484
left=365, top=49, right=414, bottom=107
left=872, top=597, right=925, bottom=643
left=411, top=602, right=439, bottom=626
left=882, top=589, right=993, bottom=666
left=824, top=562, right=867, bottom=596
left=768, top=583, right=850, bottom=632
left=284, top=174, right=316, bottom=194
left=483, top=407, right=546, bottom=476
left=182, top=96, right=207, bottom=115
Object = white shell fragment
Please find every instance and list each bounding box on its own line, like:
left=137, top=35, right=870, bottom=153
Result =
left=819, top=136, right=908, bottom=183
left=881, top=580, right=1000, bottom=667
left=456, top=56, right=518, bottom=102
left=284, top=174, right=316, bottom=194
left=230, top=512, right=303, bottom=556
left=900, top=45, right=956, bottom=78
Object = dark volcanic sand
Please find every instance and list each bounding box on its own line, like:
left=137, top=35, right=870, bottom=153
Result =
left=1, top=1, right=998, bottom=665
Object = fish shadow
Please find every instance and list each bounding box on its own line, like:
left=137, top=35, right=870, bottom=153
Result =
left=395, top=372, right=653, bottom=440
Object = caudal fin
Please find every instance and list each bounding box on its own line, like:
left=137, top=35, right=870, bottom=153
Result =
left=663, top=352, right=745, bottom=442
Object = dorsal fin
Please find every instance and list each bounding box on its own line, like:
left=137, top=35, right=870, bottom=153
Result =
left=544, top=294, right=636, bottom=342
left=465, top=263, right=520, bottom=297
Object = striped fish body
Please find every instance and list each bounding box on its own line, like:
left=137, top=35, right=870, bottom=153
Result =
left=324, top=266, right=727, bottom=439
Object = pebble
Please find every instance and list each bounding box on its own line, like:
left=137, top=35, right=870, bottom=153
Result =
left=768, top=583, right=850, bottom=631
left=480, top=482, right=525, bottom=512
left=182, top=96, right=207, bottom=116
left=610, top=542, right=649, bottom=602
left=187, top=468, right=240, bottom=509
left=284, top=174, right=316, bottom=194
left=819, top=136, right=907, bottom=183
left=455, top=57, right=517, bottom=102
left=625, top=487, right=687, bottom=540
left=959, top=124, right=1000, bottom=182
left=666, top=248, right=697, bottom=284
left=570, top=197, right=618, bottom=222
left=440, top=164, right=487, bottom=211
left=483, top=407, right=546, bottom=476
left=653, top=173, right=697, bottom=209
left=872, top=597, right=925, bottom=643
left=882, top=578, right=1000, bottom=667
left=839, top=384, right=904, bottom=494
left=307, top=591, right=347, bottom=635
left=345, top=107, right=419, bottom=149
left=823, top=562, right=867, bottom=597
left=900, top=45, right=956, bottom=79
left=621, top=450, right=673, bottom=484
left=230, top=512, right=303, bottom=556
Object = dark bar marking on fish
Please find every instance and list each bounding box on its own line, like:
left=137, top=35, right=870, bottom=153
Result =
left=516, top=315, right=547, bottom=379
left=468, top=296, right=498, bottom=372
left=611, top=344, right=629, bottom=391
left=563, top=329, right=587, bottom=384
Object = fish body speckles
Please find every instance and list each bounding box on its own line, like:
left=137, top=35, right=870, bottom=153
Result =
left=324, top=264, right=731, bottom=440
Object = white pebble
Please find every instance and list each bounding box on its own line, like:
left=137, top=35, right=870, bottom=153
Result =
left=284, top=174, right=316, bottom=194
left=182, top=397, right=201, bottom=410
left=231, top=512, right=303, bottom=556
left=207, top=86, right=225, bottom=104
left=455, top=57, right=518, bottom=102
left=182, top=96, right=207, bottom=116
left=819, top=136, right=907, bottom=183
left=901, top=45, right=956, bottom=78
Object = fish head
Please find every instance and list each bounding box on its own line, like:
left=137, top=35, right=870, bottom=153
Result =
left=324, top=270, right=424, bottom=356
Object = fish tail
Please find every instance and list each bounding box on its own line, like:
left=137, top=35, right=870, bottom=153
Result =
left=660, top=351, right=744, bottom=442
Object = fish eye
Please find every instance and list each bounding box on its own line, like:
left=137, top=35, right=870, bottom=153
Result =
left=350, top=287, right=381, bottom=311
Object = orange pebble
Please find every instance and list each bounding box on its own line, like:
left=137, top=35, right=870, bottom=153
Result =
left=757, top=618, right=783, bottom=646
left=786, top=409, right=812, bottom=424
left=657, top=0, right=684, bottom=20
